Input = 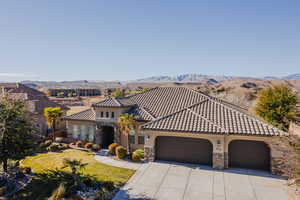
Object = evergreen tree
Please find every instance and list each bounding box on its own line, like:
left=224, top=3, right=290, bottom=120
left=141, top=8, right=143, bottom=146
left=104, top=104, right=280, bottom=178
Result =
left=0, top=97, right=37, bottom=172
left=256, top=85, right=299, bottom=131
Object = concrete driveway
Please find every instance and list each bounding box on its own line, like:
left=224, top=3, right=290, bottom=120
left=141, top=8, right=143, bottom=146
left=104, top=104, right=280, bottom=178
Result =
left=113, top=161, right=292, bottom=200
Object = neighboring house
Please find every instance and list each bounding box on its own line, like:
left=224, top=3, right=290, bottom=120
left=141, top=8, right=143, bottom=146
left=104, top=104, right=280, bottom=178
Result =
left=64, top=87, right=287, bottom=173
left=0, top=83, right=69, bottom=135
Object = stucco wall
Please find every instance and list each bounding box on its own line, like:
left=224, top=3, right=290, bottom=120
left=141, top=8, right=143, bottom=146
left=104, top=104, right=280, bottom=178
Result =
left=143, top=130, right=282, bottom=174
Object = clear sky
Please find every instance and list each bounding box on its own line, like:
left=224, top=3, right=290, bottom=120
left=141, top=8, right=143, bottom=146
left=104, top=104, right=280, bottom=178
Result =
left=0, top=0, right=299, bottom=82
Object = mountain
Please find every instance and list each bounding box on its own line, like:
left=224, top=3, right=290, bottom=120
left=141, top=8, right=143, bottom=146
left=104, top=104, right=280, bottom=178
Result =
left=282, top=73, right=300, bottom=80
left=136, top=73, right=300, bottom=82
left=136, top=74, right=237, bottom=82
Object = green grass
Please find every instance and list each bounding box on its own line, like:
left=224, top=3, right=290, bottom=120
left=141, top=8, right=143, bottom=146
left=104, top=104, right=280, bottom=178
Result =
left=13, top=149, right=135, bottom=200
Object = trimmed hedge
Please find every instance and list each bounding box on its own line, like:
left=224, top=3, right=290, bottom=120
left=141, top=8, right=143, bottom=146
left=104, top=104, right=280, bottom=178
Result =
left=116, top=146, right=127, bottom=159
left=44, top=140, right=53, bottom=147
left=132, top=149, right=144, bottom=161
left=92, top=144, right=101, bottom=152
left=47, top=144, right=60, bottom=152
left=108, top=143, right=119, bottom=155
left=76, top=141, right=84, bottom=148
left=85, top=143, right=93, bottom=149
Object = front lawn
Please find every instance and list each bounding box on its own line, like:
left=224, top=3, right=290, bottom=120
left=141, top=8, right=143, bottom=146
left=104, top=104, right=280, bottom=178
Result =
left=13, top=149, right=135, bottom=199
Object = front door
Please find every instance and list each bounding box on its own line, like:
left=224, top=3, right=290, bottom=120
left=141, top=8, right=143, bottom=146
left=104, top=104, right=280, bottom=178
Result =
left=102, top=126, right=115, bottom=149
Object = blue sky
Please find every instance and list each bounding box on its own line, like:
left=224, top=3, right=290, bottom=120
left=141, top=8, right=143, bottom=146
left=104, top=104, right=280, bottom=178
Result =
left=0, top=1, right=299, bottom=82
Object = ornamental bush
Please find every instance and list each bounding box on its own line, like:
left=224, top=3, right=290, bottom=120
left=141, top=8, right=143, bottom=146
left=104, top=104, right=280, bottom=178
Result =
left=21, top=166, right=32, bottom=174
left=85, top=143, right=93, bottom=149
left=92, top=144, right=101, bottom=152
left=132, top=149, right=144, bottom=161
left=44, top=140, right=53, bottom=147
left=76, top=141, right=84, bottom=148
left=47, top=144, right=60, bottom=152
left=116, top=146, right=127, bottom=159
left=108, top=143, right=119, bottom=155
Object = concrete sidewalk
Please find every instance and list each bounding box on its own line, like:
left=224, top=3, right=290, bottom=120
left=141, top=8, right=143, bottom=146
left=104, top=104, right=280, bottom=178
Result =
left=94, top=153, right=143, bottom=170
left=113, top=161, right=292, bottom=200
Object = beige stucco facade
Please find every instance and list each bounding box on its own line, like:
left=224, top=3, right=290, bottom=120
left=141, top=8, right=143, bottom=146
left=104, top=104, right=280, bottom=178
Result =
left=143, top=130, right=282, bottom=174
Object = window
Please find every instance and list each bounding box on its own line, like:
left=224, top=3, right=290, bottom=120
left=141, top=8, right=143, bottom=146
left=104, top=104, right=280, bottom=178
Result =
left=106, top=112, right=109, bottom=118
left=72, top=125, right=80, bottom=139
left=80, top=125, right=88, bottom=141
left=72, top=124, right=96, bottom=142
left=138, top=131, right=145, bottom=144
left=129, top=129, right=135, bottom=144
left=111, top=112, right=115, bottom=118
left=88, top=126, right=95, bottom=142
left=100, top=112, right=104, bottom=118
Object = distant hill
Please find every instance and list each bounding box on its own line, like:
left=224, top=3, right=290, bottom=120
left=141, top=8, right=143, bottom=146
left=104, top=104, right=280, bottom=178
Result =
left=282, top=73, right=300, bottom=80
left=136, top=73, right=300, bottom=82
left=136, top=74, right=239, bottom=82
left=21, top=80, right=124, bottom=89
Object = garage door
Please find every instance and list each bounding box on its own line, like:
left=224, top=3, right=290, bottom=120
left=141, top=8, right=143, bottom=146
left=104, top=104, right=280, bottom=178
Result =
left=229, top=140, right=270, bottom=171
left=155, top=136, right=213, bottom=165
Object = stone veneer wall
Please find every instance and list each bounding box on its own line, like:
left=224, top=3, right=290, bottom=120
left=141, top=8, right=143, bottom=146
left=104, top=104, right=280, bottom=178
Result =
left=143, top=130, right=288, bottom=175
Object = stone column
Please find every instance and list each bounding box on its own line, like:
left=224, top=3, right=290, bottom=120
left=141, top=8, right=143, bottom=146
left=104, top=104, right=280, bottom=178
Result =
left=144, top=133, right=156, bottom=162
left=212, top=137, right=225, bottom=169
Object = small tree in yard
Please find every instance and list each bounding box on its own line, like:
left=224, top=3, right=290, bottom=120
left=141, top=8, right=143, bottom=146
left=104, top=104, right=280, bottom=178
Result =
left=44, top=107, right=64, bottom=141
left=0, top=97, right=37, bottom=172
left=256, top=85, right=299, bottom=131
left=112, top=88, right=125, bottom=98
left=117, top=114, right=138, bottom=152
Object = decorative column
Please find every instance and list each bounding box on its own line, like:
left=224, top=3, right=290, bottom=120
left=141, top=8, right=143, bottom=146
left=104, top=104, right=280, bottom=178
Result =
left=212, top=138, right=225, bottom=169
left=144, top=133, right=156, bottom=162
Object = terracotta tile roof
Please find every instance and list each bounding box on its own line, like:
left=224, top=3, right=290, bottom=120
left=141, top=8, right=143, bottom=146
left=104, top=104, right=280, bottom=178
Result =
left=69, top=87, right=286, bottom=136
left=0, top=83, right=68, bottom=113
left=92, top=97, right=135, bottom=107
left=64, top=109, right=96, bottom=121
left=127, top=106, right=155, bottom=121
left=142, top=97, right=285, bottom=136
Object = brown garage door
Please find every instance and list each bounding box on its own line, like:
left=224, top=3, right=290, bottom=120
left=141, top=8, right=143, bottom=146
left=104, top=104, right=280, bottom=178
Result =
left=229, top=140, right=270, bottom=171
left=155, top=136, right=213, bottom=165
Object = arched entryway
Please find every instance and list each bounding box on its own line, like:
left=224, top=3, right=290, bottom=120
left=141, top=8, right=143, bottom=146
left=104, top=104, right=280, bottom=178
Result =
left=155, top=136, right=213, bottom=166
left=229, top=140, right=270, bottom=171
left=102, top=126, right=114, bottom=149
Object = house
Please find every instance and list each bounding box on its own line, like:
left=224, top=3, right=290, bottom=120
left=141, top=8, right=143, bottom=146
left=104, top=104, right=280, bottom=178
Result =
left=64, top=87, right=287, bottom=173
left=0, top=83, right=69, bottom=135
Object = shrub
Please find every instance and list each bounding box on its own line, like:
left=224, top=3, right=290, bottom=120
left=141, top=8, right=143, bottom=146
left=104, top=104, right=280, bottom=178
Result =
left=92, top=144, right=101, bottom=152
left=132, top=149, right=145, bottom=161
left=21, top=166, right=32, bottom=174
left=44, top=140, right=53, bottom=147
left=47, top=144, right=60, bottom=152
left=116, top=146, right=127, bottom=159
left=76, top=141, right=84, bottom=148
left=50, top=183, right=66, bottom=200
left=57, top=144, right=68, bottom=151
left=108, top=143, right=119, bottom=155
left=102, top=181, right=115, bottom=191
left=85, top=143, right=93, bottom=149
left=0, top=187, right=6, bottom=196
left=96, top=189, right=109, bottom=200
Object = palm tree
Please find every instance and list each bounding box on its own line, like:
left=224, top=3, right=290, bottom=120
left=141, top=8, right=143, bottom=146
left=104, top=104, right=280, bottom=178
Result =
left=44, top=107, right=64, bottom=141
left=117, top=113, right=138, bottom=152
left=62, top=159, right=87, bottom=175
